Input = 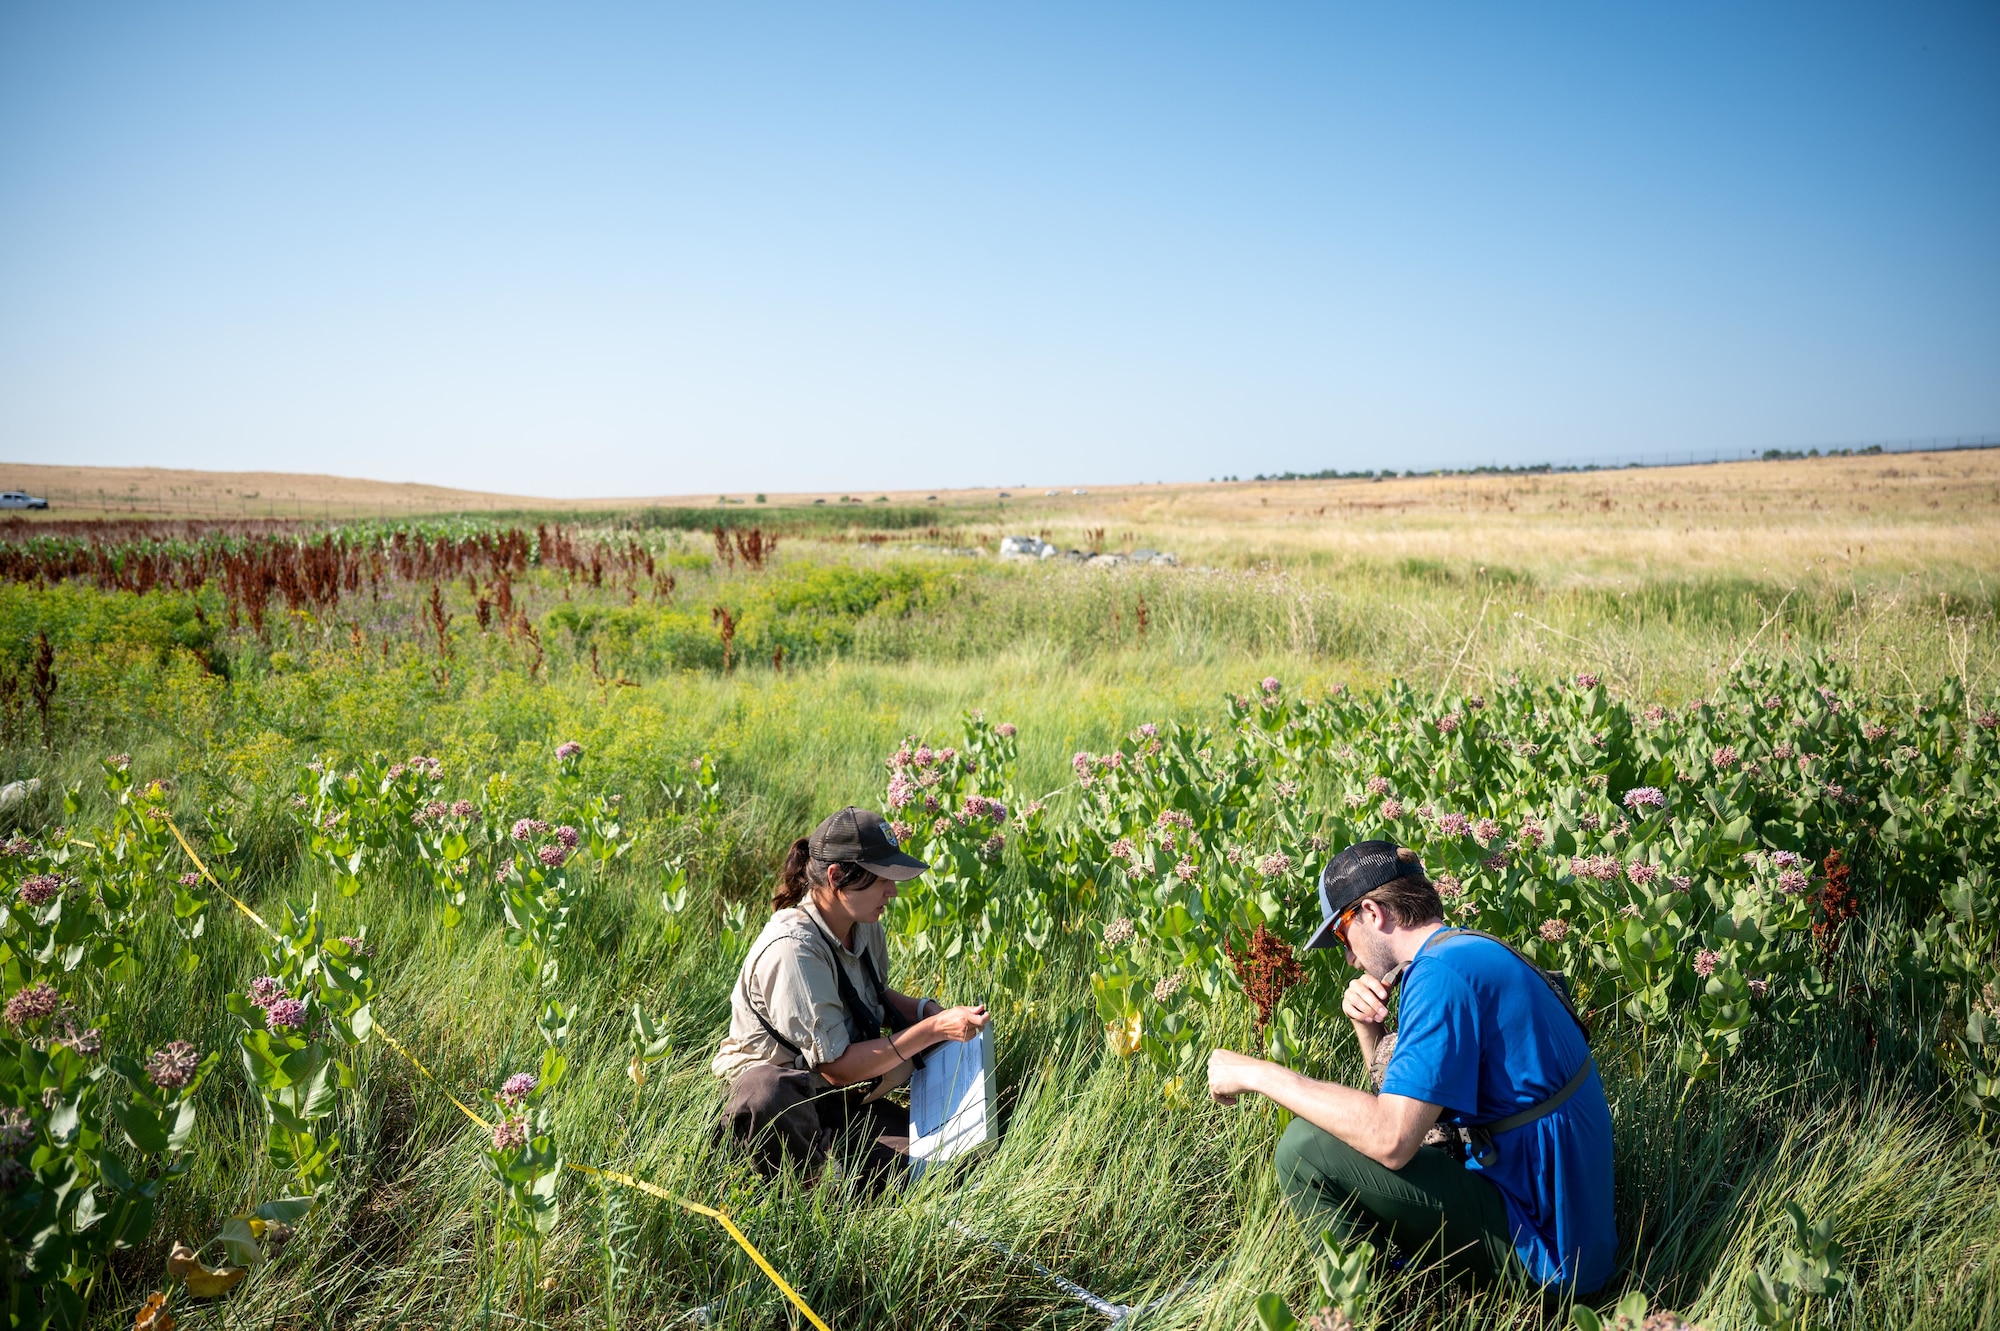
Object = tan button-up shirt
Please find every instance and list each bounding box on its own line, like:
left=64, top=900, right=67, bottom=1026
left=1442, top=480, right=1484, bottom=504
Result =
left=710, top=899, right=891, bottom=1085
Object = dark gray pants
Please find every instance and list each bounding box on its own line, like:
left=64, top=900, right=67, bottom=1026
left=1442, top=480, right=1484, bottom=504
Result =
left=722, top=1065, right=911, bottom=1183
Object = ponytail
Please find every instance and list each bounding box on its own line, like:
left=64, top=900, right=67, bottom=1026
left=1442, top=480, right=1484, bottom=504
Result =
left=774, top=838, right=813, bottom=910
left=772, top=833, right=874, bottom=912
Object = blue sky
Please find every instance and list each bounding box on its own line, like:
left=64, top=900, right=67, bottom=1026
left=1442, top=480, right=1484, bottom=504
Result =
left=2, top=3, right=1994, bottom=495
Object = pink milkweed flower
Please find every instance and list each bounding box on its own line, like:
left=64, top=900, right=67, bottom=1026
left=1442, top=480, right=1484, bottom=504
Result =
left=1103, top=917, right=1135, bottom=947
left=4, top=983, right=60, bottom=1027
left=1575, top=673, right=1599, bottom=689
left=1622, top=787, right=1666, bottom=810
left=1109, top=838, right=1138, bottom=863
left=889, top=820, right=913, bottom=843
left=996, top=722, right=1017, bottom=738
left=555, top=741, right=583, bottom=761
left=511, top=818, right=547, bottom=842
left=1626, top=861, right=1660, bottom=887
left=1436, top=713, right=1462, bottom=734
left=1712, top=746, right=1739, bottom=769
left=538, top=844, right=569, bottom=869
left=1257, top=853, right=1293, bottom=878
left=177, top=872, right=202, bottom=888
left=555, top=825, right=580, bottom=848
left=17, top=875, right=61, bottom=906
left=1434, top=873, right=1463, bottom=900
left=1174, top=858, right=1199, bottom=882
left=338, top=935, right=374, bottom=956
left=499, top=1072, right=538, bottom=1107
left=1379, top=800, right=1404, bottom=820
left=265, top=998, right=308, bottom=1032
left=1261, top=677, right=1281, bottom=694
left=248, top=977, right=286, bottom=1009
left=1769, top=850, right=1804, bottom=868
left=0, top=1106, right=34, bottom=1154
left=1692, top=949, right=1720, bottom=978
left=1473, top=817, right=1501, bottom=845
left=1365, top=776, right=1392, bottom=796
left=492, top=1116, right=529, bottom=1152
left=1137, top=723, right=1159, bottom=738
left=1668, top=873, right=1693, bottom=893
left=451, top=800, right=478, bottom=819
left=1776, top=869, right=1808, bottom=895
left=1539, top=918, right=1571, bottom=943
left=147, top=1041, right=201, bottom=1090
left=1747, top=978, right=1770, bottom=998
left=1438, top=812, right=1472, bottom=837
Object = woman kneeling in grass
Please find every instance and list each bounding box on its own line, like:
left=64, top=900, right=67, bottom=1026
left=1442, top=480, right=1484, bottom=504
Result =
left=711, top=805, right=989, bottom=1181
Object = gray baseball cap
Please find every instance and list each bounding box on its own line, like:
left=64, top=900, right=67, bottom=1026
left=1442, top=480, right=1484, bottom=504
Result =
left=809, top=806, right=929, bottom=881
left=1305, top=839, right=1422, bottom=949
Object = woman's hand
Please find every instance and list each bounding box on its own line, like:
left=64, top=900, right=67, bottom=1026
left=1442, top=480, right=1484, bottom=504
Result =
left=918, top=1003, right=988, bottom=1044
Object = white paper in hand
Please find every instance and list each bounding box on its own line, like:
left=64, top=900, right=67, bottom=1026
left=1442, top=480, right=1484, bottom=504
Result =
left=908, top=1026, right=997, bottom=1181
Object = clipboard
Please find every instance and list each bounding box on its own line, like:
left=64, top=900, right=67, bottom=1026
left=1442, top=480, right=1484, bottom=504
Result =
left=908, top=1026, right=997, bottom=1181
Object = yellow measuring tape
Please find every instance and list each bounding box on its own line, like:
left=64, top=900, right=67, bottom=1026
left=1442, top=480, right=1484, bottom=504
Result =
left=164, top=816, right=832, bottom=1331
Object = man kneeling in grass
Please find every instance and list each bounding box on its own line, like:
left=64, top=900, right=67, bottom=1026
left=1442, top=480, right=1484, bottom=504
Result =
left=1207, top=840, right=1615, bottom=1294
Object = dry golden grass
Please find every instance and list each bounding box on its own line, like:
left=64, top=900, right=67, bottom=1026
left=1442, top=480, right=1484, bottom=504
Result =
left=974, top=450, right=2000, bottom=582
left=7, top=449, right=1995, bottom=583
left=0, top=462, right=548, bottom=519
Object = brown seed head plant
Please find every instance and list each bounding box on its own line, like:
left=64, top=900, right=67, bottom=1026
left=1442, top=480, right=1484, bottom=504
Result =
left=1226, top=922, right=1306, bottom=1044
left=1812, top=848, right=1859, bottom=978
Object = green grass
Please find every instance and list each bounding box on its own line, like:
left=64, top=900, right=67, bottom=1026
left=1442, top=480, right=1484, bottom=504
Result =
left=4, top=540, right=1999, bottom=1329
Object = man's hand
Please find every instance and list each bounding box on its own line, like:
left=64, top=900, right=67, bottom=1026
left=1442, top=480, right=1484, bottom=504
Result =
left=1342, top=972, right=1392, bottom=1027
left=1207, top=1048, right=1268, bottom=1106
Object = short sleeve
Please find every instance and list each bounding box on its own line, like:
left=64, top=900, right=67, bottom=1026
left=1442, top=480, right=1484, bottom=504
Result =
left=752, top=933, right=854, bottom=1068
left=1378, top=962, right=1481, bottom=1116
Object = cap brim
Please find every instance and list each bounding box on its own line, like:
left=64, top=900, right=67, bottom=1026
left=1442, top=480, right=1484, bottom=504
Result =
left=1303, top=915, right=1344, bottom=951
left=859, top=850, right=930, bottom=881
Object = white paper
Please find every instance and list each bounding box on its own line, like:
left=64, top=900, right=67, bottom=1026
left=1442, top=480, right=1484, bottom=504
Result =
left=908, top=1027, right=997, bottom=1180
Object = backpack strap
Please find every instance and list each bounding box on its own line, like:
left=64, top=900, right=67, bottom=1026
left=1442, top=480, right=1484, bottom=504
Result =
left=740, top=915, right=921, bottom=1072
left=1454, top=1055, right=1597, bottom=1167
left=1417, top=926, right=1592, bottom=1043
left=1412, top=926, right=1595, bottom=1168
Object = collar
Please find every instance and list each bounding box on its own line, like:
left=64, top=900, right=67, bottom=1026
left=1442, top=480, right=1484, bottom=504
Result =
left=1402, top=923, right=1451, bottom=973
left=800, top=898, right=863, bottom=957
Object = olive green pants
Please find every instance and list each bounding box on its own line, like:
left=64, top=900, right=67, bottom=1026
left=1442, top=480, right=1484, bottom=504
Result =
left=1273, top=1117, right=1522, bottom=1284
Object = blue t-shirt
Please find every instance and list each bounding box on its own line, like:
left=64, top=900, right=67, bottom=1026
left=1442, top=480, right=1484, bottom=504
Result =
left=1378, top=930, right=1616, bottom=1292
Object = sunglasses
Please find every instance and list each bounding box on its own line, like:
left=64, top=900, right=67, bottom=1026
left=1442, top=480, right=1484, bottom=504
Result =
left=1329, top=896, right=1377, bottom=950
